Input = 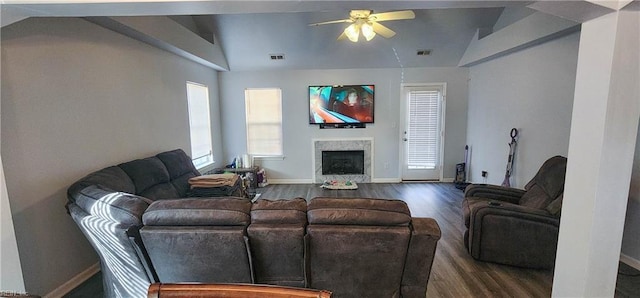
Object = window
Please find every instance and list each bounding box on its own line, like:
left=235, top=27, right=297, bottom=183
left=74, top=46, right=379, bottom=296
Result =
left=186, top=82, right=213, bottom=169
left=245, top=88, right=283, bottom=157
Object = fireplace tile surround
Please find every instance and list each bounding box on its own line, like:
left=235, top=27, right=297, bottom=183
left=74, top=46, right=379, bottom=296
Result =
left=313, top=138, right=372, bottom=183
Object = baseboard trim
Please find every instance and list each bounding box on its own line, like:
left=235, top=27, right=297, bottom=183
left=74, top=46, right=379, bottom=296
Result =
left=268, top=178, right=407, bottom=184
left=372, top=178, right=402, bottom=183
left=266, top=178, right=456, bottom=184
left=268, top=179, right=314, bottom=184
left=45, top=263, right=100, bottom=298
left=620, top=253, right=640, bottom=271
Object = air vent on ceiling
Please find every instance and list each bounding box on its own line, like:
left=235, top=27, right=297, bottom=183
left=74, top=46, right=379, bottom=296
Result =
left=269, top=54, right=285, bottom=60
left=417, top=49, right=432, bottom=56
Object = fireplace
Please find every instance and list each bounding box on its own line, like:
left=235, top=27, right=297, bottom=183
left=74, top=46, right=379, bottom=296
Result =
left=313, top=138, right=372, bottom=183
left=322, top=150, right=365, bottom=175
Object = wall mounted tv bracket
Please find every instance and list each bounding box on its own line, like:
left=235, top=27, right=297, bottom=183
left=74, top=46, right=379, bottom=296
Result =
left=319, top=123, right=366, bottom=129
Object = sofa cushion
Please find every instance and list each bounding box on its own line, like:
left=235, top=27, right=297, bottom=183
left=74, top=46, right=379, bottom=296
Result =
left=68, top=166, right=136, bottom=198
left=519, top=185, right=554, bottom=210
left=156, top=149, right=199, bottom=179
left=251, top=198, right=307, bottom=224
left=119, top=157, right=171, bottom=195
left=307, top=197, right=411, bottom=226
left=139, top=183, right=181, bottom=200
left=524, top=156, right=567, bottom=198
left=73, top=184, right=151, bottom=225
left=142, top=197, right=251, bottom=226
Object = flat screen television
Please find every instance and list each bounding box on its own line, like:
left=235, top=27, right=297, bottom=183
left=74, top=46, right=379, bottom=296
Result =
left=309, top=85, right=374, bottom=124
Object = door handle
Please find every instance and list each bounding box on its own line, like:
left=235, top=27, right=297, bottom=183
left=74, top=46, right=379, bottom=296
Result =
left=403, top=138, right=408, bottom=141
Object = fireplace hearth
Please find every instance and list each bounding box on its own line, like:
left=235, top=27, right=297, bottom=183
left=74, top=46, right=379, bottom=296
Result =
left=322, top=150, right=365, bottom=175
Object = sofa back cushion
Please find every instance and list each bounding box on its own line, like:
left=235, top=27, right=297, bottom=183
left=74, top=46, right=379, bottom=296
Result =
left=248, top=198, right=307, bottom=287
left=307, top=197, right=411, bottom=226
left=156, top=149, right=200, bottom=197
left=142, top=197, right=251, bottom=226
left=119, top=157, right=180, bottom=200
left=68, top=166, right=136, bottom=199
left=306, top=197, right=411, bottom=297
left=520, top=156, right=567, bottom=209
left=140, top=197, right=253, bottom=284
left=251, top=198, right=307, bottom=224
left=71, top=184, right=151, bottom=226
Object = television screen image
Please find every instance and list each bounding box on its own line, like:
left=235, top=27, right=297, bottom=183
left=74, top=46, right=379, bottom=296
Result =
left=309, top=85, right=374, bottom=124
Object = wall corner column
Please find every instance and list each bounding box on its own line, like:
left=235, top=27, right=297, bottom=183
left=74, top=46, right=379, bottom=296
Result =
left=552, top=9, right=639, bottom=297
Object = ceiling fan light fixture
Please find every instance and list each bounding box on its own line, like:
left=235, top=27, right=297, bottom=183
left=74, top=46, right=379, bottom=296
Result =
left=344, top=24, right=360, bottom=42
left=361, top=22, right=376, bottom=41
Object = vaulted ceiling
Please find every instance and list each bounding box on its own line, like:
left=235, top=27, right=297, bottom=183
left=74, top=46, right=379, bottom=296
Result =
left=2, top=1, right=626, bottom=71
left=191, top=7, right=505, bottom=71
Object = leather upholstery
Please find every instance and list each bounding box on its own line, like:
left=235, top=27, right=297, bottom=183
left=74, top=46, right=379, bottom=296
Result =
left=306, top=197, right=440, bottom=298
left=67, top=150, right=442, bottom=298
left=462, top=156, right=567, bottom=269
left=67, top=196, right=151, bottom=298
left=248, top=198, right=307, bottom=287
left=140, top=197, right=253, bottom=283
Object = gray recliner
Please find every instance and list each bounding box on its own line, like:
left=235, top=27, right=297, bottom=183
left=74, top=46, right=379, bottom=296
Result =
left=462, top=155, right=567, bottom=269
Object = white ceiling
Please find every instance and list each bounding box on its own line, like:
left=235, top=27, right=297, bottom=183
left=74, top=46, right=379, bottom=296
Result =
left=6, top=1, right=626, bottom=71
left=199, top=7, right=505, bottom=71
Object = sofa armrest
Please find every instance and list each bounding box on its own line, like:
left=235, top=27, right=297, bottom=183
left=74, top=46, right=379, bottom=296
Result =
left=464, top=184, right=525, bottom=204
left=468, top=202, right=560, bottom=269
left=401, top=217, right=441, bottom=298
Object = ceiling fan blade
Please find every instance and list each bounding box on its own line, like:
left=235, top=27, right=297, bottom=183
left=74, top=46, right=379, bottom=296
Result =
left=309, top=19, right=352, bottom=26
left=371, top=22, right=396, bottom=38
left=337, top=32, right=348, bottom=41
left=369, top=10, right=415, bottom=22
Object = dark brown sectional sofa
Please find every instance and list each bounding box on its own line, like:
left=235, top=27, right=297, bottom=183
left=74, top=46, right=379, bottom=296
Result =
left=66, top=149, right=441, bottom=298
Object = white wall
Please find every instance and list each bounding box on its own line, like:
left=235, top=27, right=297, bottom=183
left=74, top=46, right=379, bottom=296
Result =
left=466, top=32, right=580, bottom=187
left=218, top=67, right=468, bottom=182
left=1, top=17, right=223, bottom=295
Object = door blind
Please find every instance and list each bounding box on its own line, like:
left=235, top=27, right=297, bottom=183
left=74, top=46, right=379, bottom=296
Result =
left=407, top=89, right=441, bottom=169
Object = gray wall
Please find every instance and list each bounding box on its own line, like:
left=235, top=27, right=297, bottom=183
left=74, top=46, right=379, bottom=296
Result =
left=622, top=125, right=640, bottom=264
left=218, top=67, right=468, bottom=182
left=466, top=32, right=579, bottom=187
left=1, top=18, right=223, bottom=295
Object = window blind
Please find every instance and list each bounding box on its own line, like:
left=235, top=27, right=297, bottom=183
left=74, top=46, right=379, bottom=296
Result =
left=245, top=88, right=283, bottom=156
left=407, top=88, right=441, bottom=169
left=187, top=82, right=213, bottom=168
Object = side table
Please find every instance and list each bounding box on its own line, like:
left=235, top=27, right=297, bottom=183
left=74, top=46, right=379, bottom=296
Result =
left=212, top=166, right=260, bottom=197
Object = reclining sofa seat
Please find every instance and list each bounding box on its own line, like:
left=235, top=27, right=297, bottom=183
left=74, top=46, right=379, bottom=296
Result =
left=66, top=149, right=201, bottom=297
left=306, top=197, right=441, bottom=298
left=140, top=197, right=254, bottom=283
left=248, top=198, right=308, bottom=287
left=462, top=155, right=567, bottom=269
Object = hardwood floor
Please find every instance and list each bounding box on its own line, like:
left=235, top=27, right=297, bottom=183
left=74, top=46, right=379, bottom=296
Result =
left=256, top=182, right=639, bottom=298
left=66, top=182, right=640, bottom=297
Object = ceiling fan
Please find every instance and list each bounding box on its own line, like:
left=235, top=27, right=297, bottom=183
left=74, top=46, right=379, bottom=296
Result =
left=309, top=10, right=416, bottom=42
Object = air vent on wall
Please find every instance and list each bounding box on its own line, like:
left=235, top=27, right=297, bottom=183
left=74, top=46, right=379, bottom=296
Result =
left=417, top=49, right=432, bottom=56
left=269, top=53, right=285, bottom=60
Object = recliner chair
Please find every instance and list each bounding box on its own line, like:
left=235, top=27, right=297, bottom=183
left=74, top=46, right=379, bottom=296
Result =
left=462, top=155, right=567, bottom=269
left=306, top=197, right=441, bottom=298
